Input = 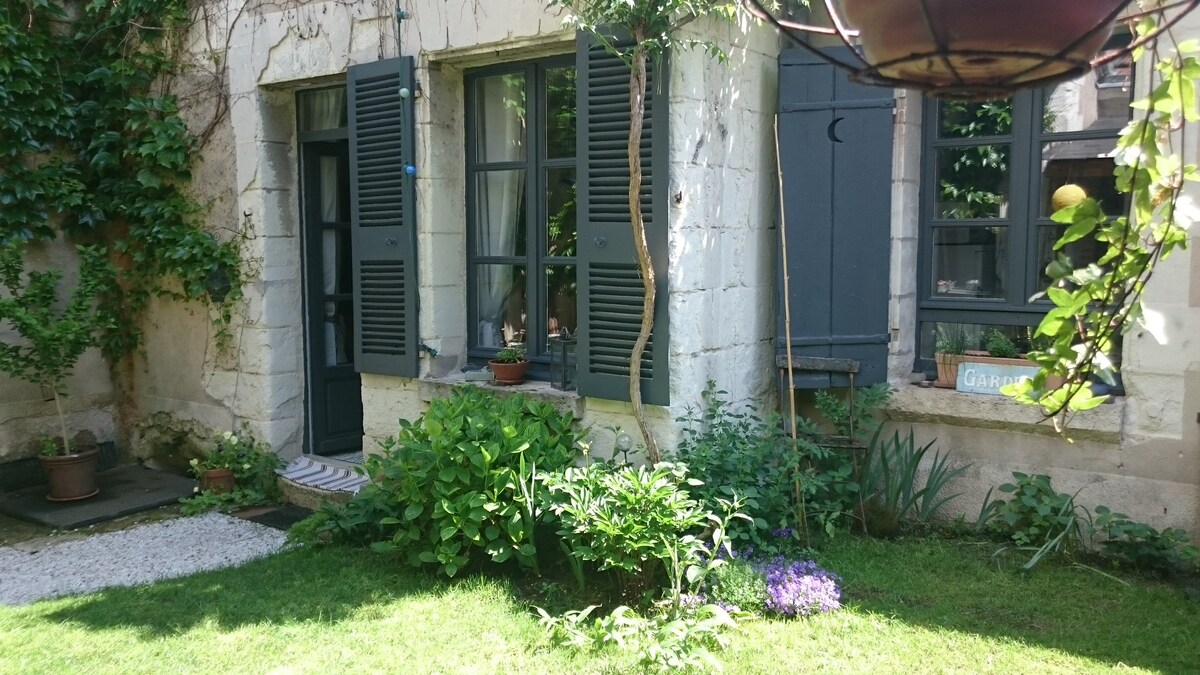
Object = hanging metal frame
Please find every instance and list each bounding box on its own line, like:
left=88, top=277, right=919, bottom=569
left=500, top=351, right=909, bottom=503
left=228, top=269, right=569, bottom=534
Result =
left=743, top=0, right=1200, bottom=99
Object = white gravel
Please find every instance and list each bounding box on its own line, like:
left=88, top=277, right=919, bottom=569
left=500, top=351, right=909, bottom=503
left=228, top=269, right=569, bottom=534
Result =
left=0, top=513, right=289, bottom=606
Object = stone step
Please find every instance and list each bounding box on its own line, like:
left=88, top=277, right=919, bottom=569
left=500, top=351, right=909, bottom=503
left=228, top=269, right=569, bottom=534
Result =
left=276, top=455, right=367, bottom=510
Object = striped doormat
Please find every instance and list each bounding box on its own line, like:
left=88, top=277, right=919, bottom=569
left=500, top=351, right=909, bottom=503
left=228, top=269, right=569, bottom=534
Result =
left=277, top=456, right=368, bottom=493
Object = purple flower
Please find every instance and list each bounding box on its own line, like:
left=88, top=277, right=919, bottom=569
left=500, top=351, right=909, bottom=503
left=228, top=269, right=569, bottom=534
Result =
left=771, top=527, right=795, bottom=540
left=678, top=593, right=707, bottom=611
left=760, top=557, right=842, bottom=617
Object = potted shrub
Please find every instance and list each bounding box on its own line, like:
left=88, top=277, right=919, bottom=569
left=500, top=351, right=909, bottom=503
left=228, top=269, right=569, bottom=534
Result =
left=932, top=325, right=967, bottom=389
left=0, top=243, right=112, bottom=501
left=488, top=345, right=530, bottom=385
left=184, top=429, right=285, bottom=512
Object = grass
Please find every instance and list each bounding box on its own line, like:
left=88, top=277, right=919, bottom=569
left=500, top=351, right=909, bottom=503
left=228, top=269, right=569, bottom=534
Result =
left=2, top=536, right=1197, bottom=674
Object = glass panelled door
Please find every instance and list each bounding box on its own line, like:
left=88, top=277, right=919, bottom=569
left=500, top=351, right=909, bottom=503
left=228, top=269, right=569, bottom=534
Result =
left=301, top=140, right=363, bottom=454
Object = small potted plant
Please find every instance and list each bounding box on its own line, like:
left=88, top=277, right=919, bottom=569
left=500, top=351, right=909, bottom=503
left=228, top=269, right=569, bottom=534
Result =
left=185, top=429, right=285, bottom=511
left=488, top=345, right=530, bottom=385
left=933, top=324, right=967, bottom=389
left=0, top=243, right=113, bottom=501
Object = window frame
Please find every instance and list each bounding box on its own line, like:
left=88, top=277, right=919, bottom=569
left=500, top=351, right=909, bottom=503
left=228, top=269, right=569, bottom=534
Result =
left=915, top=83, right=1129, bottom=375
left=464, top=55, right=577, bottom=377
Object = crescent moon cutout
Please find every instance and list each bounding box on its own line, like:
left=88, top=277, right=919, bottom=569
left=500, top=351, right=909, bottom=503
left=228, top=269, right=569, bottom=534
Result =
left=827, top=117, right=844, bottom=143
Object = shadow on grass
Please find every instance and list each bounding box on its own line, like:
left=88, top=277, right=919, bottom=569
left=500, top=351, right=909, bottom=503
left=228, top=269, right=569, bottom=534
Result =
left=41, top=546, right=446, bottom=638
left=821, top=536, right=1200, bottom=675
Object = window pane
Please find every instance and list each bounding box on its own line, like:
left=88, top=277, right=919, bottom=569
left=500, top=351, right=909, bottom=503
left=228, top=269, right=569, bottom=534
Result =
left=936, top=145, right=1011, bottom=219
left=475, top=264, right=527, bottom=349
left=1036, top=225, right=1106, bottom=290
left=474, top=170, right=526, bottom=256
left=474, top=74, right=526, bottom=163
left=545, top=67, right=577, bottom=159
left=546, top=168, right=576, bottom=257
left=931, top=226, right=1008, bottom=299
left=545, top=264, right=577, bottom=348
left=938, top=100, right=1013, bottom=139
left=1039, top=140, right=1120, bottom=216
left=322, top=300, right=354, bottom=366
left=921, top=321, right=1034, bottom=359
left=298, top=89, right=347, bottom=132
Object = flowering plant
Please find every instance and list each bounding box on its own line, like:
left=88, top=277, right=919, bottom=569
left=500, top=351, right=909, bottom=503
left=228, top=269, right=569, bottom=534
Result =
left=761, top=557, right=842, bottom=617
left=182, top=427, right=283, bottom=514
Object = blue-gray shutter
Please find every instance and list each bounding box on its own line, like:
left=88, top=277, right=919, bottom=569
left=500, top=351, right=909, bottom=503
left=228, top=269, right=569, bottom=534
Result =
left=575, top=33, right=670, bottom=406
left=776, top=49, right=893, bottom=388
left=348, top=57, right=418, bottom=377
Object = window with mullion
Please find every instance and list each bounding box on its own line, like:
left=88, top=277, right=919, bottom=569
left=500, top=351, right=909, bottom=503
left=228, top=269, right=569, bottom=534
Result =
left=916, top=63, right=1131, bottom=374
left=466, top=58, right=577, bottom=366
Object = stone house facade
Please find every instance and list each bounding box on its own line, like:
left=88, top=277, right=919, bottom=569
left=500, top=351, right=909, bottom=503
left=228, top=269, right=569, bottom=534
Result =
left=1, top=1, right=1197, bottom=533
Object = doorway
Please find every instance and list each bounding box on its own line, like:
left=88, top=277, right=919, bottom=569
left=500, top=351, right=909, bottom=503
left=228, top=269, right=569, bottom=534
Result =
left=299, top=134, right=363, bottom=455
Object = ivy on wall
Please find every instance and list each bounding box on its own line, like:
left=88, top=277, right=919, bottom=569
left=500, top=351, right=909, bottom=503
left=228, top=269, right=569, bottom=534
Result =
left=0, top=0, right=240, bottom=360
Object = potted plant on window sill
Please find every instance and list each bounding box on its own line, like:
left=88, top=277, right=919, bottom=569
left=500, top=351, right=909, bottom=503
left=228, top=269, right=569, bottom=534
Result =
left=932, top=325, right=967, bottom=388
left=488, top=346, right=530, bottom=385
left=0, top=243, right=113, bottom=501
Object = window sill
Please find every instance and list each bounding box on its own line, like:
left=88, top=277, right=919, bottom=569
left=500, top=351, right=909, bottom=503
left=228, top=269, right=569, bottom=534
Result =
left=885, top=384, right=1123, bottom=444
left=418, top=373, right=585, bottom=419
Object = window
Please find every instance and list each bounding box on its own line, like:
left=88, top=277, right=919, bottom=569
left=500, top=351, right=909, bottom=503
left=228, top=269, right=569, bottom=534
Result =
left=916, top=59, right=1132, bottom=372
left=465, top=58, right=578, bottom=374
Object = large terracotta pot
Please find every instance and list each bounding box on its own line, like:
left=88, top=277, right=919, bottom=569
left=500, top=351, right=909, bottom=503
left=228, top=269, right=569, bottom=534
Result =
left=840, top=0, right=1127, bottom=95
left=488, top=359, right=530, bottom=385
left=39, top=445, right=100, bottom=502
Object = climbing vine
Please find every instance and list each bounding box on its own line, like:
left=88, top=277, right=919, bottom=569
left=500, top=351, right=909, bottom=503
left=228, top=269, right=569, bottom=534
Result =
left=0, top=0, right=241, bottom=360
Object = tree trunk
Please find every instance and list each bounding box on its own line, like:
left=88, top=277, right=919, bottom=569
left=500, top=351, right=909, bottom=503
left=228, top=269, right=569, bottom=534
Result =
left=626, top=42, right=660, bottom=464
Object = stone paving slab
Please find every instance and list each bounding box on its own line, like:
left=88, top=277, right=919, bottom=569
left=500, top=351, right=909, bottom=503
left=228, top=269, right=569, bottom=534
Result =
left=0, top=465, right=196, bottom=529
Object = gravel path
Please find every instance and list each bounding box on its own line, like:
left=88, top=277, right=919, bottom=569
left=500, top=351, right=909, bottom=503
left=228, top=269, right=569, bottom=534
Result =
left=0, top=513, right=288, bottom=606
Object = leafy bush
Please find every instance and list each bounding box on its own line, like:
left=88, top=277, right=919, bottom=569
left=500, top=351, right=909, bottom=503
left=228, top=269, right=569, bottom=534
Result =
left=1095, top=506, right=1200, bottom=574
left=985, top=329, right=1020, bottom=358
left=705, top=557, right=766, bottom=614
left=858, top=426, right=966, bottom=536
left=540, top=460, right=722, bottom=595
left=294, top=386, right=580, bottom=576
left=671, top=383, right=795, bottom=551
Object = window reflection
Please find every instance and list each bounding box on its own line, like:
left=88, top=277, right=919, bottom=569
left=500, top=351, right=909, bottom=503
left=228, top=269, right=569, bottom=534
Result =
left=932, top=227, right=1007, bottom=299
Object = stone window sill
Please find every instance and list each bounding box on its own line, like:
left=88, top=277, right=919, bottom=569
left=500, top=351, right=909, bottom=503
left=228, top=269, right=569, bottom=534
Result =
left=886, top=384, right=1124, bottom=443
left=418, top=373, right=584, bottom=418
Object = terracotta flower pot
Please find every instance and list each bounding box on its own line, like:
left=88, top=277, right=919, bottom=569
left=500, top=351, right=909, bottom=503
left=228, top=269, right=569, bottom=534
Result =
left=933, top=352, right=963, bottom=389
left=201, top=468, right=236, bottom=494
left=840, top=0, right=1127, bottom=95
left=488, top=359, right=530, bottom=385
left=39, top=445, right=100, bottom=502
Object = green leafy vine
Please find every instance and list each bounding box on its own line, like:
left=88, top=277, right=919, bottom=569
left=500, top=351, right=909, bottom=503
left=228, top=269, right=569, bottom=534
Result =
left=0, top=0, right=242, bottom=361
left=1005, top=11, right=1199, bottom=432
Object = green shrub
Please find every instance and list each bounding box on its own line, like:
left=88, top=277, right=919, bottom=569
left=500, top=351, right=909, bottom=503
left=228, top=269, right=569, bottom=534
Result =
left=671, top=383, right=795, bottom=551
left=705, top=557, right=766, bottom=613
left=540, top=460, right=729, bottom=596
left=181, top=428, right=284, bottom=515
left=985, top=329, right=1020, bottom=358
left=294, top=386, right=580, bottom=577
left=1095, top=507, right=1200, bottom=574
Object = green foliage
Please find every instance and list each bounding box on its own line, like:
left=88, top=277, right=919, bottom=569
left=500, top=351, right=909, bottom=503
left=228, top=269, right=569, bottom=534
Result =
left=670, top=382, right=794, bottom=552
left=858, top=427, right=967, bottom=537
left=493, top=345, right=526, bottom=363
left=0, top=0, right=242, bottom=361
left=547, top=0, right=738, bottom=58
left=0, top=242, right=114, bottom=448
left=341, top=386, right=579, bottom=577
left=984, top=329, right=1020, bottom=359
left=1094, top=506, right=1200, bottom=575
left=180, top=428, right=284, bottom=515
left=934, top=323, right=968, bottom=355
left=1006, top=32, right=1200, bottom=430
left=538, top=603, right=738, bottom=672
left=705, top=557, right=767, bottom=614
left=540, top=460, right=722, bottom=594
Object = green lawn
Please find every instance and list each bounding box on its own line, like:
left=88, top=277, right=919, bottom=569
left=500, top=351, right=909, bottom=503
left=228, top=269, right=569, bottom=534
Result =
left=2, top=536, right=1196, bottom=674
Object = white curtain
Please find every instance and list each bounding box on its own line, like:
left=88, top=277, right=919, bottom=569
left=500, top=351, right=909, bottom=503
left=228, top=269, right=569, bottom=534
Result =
left=319, top=155, right=347, bottom=365
left=301, top=89, right=346, bottom=131
left=475, top=75, right=526, bottom=348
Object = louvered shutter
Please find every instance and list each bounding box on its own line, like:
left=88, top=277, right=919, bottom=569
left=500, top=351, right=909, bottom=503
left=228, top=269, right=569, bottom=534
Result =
left=575, top=33, right=670, bottom=406
left=776, top=48, right=894, bottom=388
left=349, top=57, right=418, bottom=377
